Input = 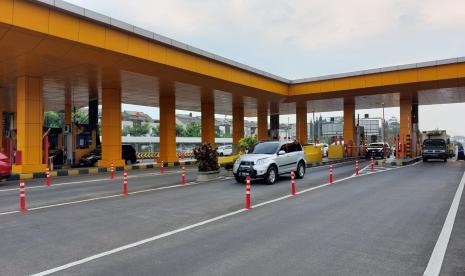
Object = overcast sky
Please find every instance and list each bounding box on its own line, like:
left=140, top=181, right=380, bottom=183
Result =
left=68, top=0, right=465, bottom=136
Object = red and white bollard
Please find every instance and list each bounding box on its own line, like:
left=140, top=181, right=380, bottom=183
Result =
left=329, top=161, right=333, bottom=185
left=245, top=176, right=251, bottom=209
left=46, top=167, right=51, bottom=188
left=19, top=180, right=27, bottom=212
left=355, top=159, right=359, bottom=176
left=110, top=162, right=115, bottom=180
left=181, top=166, right=186, bottom=186
left=123, top=171, right=128, bottom=195
left=161, top=160, right=165, bottom=175
left=370, top=157, right=374, bottom=172
left=291, top=170, right=296, bottom=196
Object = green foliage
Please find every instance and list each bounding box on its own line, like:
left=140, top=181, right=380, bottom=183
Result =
left=193, top=143, right=219, bottom=172
left=122, top=122, right=151, bottom=136
left=151, top=125, right=160, bottom=137
left=184, top=122, right=201, bottom=137
left=176, top=124, right=186, bottom=137
left=239, top=135, right=258, bottom=152
left=44, top=111, right=64, bottom=128
left=73, top=108, right=89, bottom=125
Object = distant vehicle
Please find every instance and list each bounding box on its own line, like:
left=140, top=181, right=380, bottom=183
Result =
left=217, top=145, right=233, bottom=156
left=0, top=152, right=12, bottom=181
left=422, top=139, right=448, bottom=162
left=79, top=145, right=138, bottom=167
left=233, top=141, right=306, bottom=185
left=365, top=142, right=391, bottom=159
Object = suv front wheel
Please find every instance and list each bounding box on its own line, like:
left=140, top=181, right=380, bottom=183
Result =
left=296, top=161, right=305, bottom=179
left=265, top=166, right=277, bottom=185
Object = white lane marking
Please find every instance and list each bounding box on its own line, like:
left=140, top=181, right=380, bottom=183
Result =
left=0, top=181, right=200, bottom=217
left=423, top=171, right=465, bottom=276
left=0, top=169, right=195, bottom=193
left=30, top=161, right=419, bottom=275
left=31, top=208, right=247, bottom=276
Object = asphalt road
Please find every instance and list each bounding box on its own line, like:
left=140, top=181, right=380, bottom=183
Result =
left=0, top=160, right=463, bottom=275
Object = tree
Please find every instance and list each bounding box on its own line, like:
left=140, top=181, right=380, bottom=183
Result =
left=44, top=111, right=64, bottom=128
left=239, top=135, right=258, bottom=153
left=122, top=122, right=151, bottom=136
left=73, top=108, right=89, bottom=125
left=151, top=125, right=160, bottom=137
left=184, top=122, right=201, bottom=137
left=176, top=124, right=186, bottom=137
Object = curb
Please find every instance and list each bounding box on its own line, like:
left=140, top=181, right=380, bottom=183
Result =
left=8, top=161, right=197, bottom=181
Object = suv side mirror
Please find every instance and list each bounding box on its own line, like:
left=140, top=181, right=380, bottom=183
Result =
left=278, top=150, right=286, bottom=155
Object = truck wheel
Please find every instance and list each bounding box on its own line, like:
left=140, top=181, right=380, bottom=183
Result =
left=423, top=157, right=428, bottom=162
left=265, top=166, right=277, bottom=185
left=444, top=158, right=447, bottom=163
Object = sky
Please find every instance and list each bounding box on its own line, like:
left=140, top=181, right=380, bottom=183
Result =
left=68, top=0, right=465, bottom=136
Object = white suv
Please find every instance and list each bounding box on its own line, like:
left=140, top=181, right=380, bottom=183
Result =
left=233, top=141, right=306, bottom=185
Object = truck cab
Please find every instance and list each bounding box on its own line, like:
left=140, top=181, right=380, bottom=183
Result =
left=422, top=139, right=448, bottom=162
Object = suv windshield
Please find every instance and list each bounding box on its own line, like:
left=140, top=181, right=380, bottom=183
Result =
left=250, top=142, right=280, bottom=154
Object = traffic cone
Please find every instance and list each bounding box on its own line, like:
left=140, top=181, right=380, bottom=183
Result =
left=46, top=167, right=51, bottom=188
left=161, top=160, right=165, bottom=175
left=330, top=161, right=334, bottom=185
left=181, top=166, right=186, bottom=186
left=245, top=176, right=251, bottom=209
left=355, top=159, right=359, bottom=176
left=19, top=180, right=27, bottom=212
left=371, top=157, right=374, bottom=172
left=123, top=171, right=128, bottom=195
left=291, top=170, right=296, bottom=196
left=110, top=162, right=115, bottom=180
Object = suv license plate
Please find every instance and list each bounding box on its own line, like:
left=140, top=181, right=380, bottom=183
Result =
left=240, top=172, right=249, bottom=177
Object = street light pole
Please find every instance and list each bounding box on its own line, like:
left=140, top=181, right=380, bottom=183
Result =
left=382, top=102, right=386, bottom=161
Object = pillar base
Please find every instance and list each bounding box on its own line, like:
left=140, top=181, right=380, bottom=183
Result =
left=98, top=159, right=125, bottom=168
left=12, top=164, right=47, bottom=174
left=157, top=156, right=179, bottom=164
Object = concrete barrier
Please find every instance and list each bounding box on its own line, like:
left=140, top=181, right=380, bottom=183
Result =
left=328, top=145, right=344, bottom=159
left=303, top=145, right=322, bottom=163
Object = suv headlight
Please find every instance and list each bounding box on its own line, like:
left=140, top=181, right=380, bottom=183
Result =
left=255, top=158, right=268, bottom=166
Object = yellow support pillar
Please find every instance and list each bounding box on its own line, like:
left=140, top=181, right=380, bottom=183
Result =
left=257, top=99, right=268, bottom=141
left=201, top=88, right=215, bottom=148
left=12, top=76, right=46, bottom=174
left=296, top=101, right=308, bottom=144
left=232, top=95, right=244, bottom=153
left=99, top=88, right=124, bottom=167
left=343, top=96, right=356, bottom=157
left=400, top=94, right=413, bottom=158
left=159, top=80, right=178, bottom=163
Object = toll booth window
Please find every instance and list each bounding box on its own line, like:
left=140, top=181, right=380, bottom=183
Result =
left=76, top=133, right=92, bottom=149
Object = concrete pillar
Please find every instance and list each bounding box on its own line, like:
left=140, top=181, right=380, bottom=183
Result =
left=400, top=94, right=413, bottom=158
left=257, top=99, right=268, bottom=141
left=232, top=94, right=244, bottom=153
left=201, top=88, right=215, bottom=148
left=99, top=88, right=124, bottom=167
left=159, top=80, right=178, bottom=162
left=12, top=76, right=46, bottom=174
left=343, top=96, right=356, bottom=157
left=296, top=101, right=308, bottom=144
left=270, top=102, right=279, bottom=140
